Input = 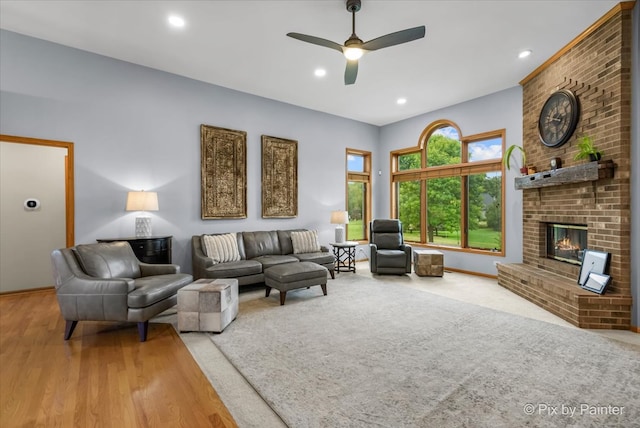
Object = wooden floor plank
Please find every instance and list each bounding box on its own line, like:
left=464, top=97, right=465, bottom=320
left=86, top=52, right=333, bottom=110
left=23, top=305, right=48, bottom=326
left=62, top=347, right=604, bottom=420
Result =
left=0, top=289, right=237, bottom=428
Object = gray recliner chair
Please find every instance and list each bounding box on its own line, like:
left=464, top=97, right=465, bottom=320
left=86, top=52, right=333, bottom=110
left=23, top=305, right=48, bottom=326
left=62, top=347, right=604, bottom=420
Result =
left=51, top=241, right=193, bottom=342
left=369, top=219, right=412, bottom=274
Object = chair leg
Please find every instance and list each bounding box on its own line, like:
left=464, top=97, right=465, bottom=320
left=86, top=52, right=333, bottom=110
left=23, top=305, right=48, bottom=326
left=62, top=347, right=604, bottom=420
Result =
left=64, top=320, right=78, bottom=340
left=330, top=270, right=335, bottom=279
left=279, top=291, right=287, bottom=306
left=265, top=286, right=272, bottom=297
left=138, top=321, right=148, bottom=342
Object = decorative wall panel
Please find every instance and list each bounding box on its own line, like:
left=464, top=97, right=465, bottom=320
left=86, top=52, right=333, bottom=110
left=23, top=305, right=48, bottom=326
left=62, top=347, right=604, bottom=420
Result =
left=201, top=125, right=247, bottom=219
left=261, top=135, right=297, bottom=218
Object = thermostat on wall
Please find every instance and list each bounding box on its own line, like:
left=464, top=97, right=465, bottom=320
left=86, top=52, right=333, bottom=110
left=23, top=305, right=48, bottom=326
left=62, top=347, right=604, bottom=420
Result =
left=24, top=198, right=41, bottom=210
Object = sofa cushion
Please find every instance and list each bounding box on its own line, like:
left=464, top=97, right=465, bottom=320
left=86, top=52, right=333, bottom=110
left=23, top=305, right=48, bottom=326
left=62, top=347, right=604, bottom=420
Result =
left=291, top=230, right=321, bottom=254
left=252, top=255, right=299, bottom=270
left=243, top=231, right=281, bottom=259
left=376, top=250, right=408, bottom=267
left=203, top=233, right=241, bottom=264
left=75, top=242, right=141, bottom=279
left=205, top=259, right=263, bottom=278
left=276, top=229, right=305, bottom=255
left=293, top=251, right=335, bottom=266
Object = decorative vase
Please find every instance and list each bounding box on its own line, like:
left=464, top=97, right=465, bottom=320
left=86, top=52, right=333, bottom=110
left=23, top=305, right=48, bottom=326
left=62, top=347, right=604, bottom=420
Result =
left=589, top=153, right=602, bottom=161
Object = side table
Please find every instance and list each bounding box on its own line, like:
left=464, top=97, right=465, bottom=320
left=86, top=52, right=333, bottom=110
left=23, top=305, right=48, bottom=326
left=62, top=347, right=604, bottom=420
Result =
left=96, top=236, right=172, bottom=264
left=331, top=241, right=358, bottom=273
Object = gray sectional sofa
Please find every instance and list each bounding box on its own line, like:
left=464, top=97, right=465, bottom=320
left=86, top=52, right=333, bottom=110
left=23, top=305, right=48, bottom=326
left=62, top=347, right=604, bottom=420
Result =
left=192, top=229, right=335, bottom=286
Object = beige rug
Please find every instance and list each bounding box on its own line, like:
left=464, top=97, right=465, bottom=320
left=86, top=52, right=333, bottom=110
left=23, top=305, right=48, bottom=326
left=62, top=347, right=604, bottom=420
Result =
left=173, top=270, right=640, bottom=427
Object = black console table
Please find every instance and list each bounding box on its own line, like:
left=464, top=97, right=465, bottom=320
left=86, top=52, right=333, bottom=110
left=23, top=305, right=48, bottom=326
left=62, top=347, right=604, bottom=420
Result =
left=96, top=236, right=172, bottom=264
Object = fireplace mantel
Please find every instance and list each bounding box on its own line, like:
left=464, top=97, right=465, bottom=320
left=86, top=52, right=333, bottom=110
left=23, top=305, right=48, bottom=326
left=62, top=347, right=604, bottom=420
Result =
left=514, top=160, right=614, bottom=190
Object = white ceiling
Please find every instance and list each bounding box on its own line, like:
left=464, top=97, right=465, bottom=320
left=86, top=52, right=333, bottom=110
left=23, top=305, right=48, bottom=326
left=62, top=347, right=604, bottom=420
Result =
left=0, top=0, right=620, bottom=126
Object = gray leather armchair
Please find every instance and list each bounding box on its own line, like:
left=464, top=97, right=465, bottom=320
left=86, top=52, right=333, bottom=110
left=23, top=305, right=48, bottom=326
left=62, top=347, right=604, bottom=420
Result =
left=369, top=219, right=412, bottom=274
left=51, top=241, right=192, bottom=341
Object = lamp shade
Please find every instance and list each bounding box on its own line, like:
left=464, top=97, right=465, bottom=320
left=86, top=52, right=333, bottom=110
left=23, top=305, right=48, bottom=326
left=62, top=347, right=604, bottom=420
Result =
left=126, top=191, right=159, bottom=211
left=330, top=210, right=349, bottom=224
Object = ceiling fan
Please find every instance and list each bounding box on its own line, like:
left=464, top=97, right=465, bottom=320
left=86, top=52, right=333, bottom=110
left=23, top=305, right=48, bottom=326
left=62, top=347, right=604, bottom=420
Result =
left=287, top=0, right=425, bottom=85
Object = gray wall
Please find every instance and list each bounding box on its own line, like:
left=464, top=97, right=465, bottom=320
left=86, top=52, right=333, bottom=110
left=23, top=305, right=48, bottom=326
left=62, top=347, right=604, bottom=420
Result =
left=377, top=87, right=523, bottom=276
left=0, top=30, right=378, bottom=275
left=631, top=3, right=639, bottom=329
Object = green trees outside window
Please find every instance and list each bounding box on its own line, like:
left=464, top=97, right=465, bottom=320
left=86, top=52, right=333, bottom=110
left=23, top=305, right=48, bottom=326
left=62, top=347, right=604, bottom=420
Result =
left=346, top=149, right=371, bottom=241
left=391, top=122, right=504, bottom=253
left=347, top=181, right=366, bottom=240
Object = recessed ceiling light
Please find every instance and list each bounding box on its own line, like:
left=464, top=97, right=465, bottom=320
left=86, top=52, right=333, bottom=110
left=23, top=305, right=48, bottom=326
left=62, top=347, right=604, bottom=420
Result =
left=314, top=68, right=327, bottom=77
left=397, top=98, right=407, bottom=105
left=168, top=15, right=185, bottom=28
left=518, top=49, right=532, bottom=59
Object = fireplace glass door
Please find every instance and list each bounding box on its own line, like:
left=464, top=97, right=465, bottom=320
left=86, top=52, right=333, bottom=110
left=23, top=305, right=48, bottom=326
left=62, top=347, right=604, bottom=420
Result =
left=546, top=224, right=587, bottom=265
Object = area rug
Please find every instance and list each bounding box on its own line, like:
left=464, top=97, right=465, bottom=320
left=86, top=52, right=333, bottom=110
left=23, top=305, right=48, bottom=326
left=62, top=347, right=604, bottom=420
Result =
left=206, top=275, right=640, bottom=427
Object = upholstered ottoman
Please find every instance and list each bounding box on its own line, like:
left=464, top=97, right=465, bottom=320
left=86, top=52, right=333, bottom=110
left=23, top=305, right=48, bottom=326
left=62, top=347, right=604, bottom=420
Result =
left=177, top=278, right=238, bottom=332
left=264, top=262, right=328, bottom=305
left=413, top=249, right=444, bottom=277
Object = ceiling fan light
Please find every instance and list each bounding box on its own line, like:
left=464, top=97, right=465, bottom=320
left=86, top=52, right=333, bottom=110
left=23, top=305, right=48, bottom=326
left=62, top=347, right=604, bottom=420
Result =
left=518, top=49, right=532, bottom=59
left=344, top=47, right=364, bottom=60
left=167, top=15, right=185, bottom=28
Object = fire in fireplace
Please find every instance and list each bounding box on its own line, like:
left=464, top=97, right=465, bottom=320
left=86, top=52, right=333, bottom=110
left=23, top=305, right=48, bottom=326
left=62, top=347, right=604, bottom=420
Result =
left=546, top=223, right=587, bottom=265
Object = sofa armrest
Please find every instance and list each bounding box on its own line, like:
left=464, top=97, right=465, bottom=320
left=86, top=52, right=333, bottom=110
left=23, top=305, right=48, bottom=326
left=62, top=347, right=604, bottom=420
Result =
left=52, top=248, right=134, bottom=295
left=57, top=276, right=134, bottom=296
left=369, top=243, right=378, bottom=273
left=55, top=276, right=132, bottom=321
left=192, top=235, right=214, bottom=280
left=401, top=244, right=412, bottom=272
left=139, top=263, right=180, bottom=276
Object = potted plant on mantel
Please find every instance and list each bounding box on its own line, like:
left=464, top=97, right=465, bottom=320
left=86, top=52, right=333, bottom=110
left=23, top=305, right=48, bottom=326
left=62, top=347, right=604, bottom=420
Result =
left=503, top=144, right=530, bottom=175
left=574, top=135, right=603, bottom=162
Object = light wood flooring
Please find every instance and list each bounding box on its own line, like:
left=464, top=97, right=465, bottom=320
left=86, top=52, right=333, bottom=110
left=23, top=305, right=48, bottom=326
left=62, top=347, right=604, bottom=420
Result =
left=0, top=289, right=237, bottom=428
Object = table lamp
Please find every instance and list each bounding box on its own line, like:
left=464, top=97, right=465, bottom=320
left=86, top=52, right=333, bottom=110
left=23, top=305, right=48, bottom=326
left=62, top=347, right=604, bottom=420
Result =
left=126, top=191, right=159, bottom=237
left=330, top=210, right=349, bottom=243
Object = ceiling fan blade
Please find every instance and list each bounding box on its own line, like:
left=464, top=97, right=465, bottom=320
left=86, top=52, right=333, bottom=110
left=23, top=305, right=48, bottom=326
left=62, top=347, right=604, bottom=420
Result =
left=344, top=59, right=358, bottom=85
left=286, top=32, right=343, bottom=53
left=361, top=26, right=426, bottom=51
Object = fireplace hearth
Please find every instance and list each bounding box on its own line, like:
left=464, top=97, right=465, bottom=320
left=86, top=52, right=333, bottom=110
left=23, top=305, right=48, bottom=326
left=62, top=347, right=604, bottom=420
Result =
left=546, top=223, right=587, bottom=265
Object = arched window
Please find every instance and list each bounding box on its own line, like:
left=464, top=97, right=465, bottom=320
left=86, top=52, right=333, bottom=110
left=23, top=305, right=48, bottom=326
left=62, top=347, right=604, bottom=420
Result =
left=390, top=120, right=504, bottom=254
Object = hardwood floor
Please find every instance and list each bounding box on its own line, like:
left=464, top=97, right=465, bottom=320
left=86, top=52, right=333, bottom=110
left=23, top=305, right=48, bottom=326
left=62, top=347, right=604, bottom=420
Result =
left=0, top=289, right=237, bottom=428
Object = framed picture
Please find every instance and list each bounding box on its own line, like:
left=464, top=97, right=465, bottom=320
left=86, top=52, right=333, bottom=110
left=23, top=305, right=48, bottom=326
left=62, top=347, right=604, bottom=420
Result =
left=201, top=124, right=247, bottom=219
left=261, top=135, right=298, bottom=218
left=577, top=249, right=610, bottom=286
left=582, top=272, right=611, bottom=294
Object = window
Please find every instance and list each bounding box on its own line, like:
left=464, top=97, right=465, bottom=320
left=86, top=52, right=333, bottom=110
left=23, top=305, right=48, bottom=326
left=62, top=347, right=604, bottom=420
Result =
left=346, top=149, right=371, bottom=241
left=391, top=121, right=504, bottom=254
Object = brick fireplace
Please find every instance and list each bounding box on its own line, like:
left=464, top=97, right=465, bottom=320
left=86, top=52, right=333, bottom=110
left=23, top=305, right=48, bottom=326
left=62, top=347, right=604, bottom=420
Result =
left=497, top=4, right=633, bottom=329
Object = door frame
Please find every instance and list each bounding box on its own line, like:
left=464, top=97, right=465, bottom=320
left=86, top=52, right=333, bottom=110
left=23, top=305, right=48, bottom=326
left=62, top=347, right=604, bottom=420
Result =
left=0, top=134, right=74, bottom=247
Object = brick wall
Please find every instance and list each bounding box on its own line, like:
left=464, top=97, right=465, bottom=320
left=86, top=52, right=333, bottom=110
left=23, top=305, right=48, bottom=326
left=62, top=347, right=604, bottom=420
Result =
left=498, top=4, right=633, bottom=328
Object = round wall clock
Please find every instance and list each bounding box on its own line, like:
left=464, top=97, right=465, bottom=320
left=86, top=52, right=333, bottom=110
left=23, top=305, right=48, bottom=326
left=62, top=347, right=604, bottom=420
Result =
left=538, top=89, right=580, bottom=148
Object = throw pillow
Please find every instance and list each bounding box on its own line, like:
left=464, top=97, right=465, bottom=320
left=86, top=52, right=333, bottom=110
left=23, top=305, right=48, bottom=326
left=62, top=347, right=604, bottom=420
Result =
left=202, top=233, right=241, bottom=264
left=291, top=230, right=321, bottom=254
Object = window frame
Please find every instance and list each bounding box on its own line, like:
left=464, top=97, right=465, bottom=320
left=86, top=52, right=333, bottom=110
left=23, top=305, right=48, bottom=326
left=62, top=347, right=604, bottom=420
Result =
left=346, top=148, right=372, bottom=243
left=390, top=120, right=505, bottom=256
